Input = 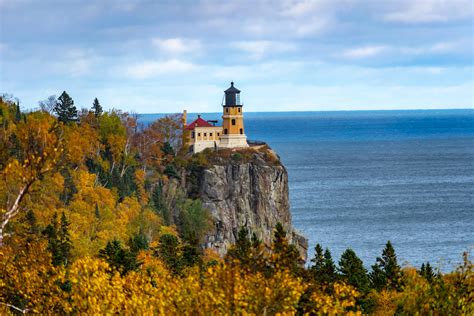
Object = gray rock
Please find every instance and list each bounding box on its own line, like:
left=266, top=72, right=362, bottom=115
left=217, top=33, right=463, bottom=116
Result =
left=186, top=148, right=308, bottom=261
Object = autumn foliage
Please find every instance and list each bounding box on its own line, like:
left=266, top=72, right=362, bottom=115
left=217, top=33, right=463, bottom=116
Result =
left=0, top=95, right=472, bottom=314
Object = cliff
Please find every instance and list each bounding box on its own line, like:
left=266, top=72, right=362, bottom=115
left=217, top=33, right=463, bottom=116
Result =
left=186, top=146, right=308, bottom=261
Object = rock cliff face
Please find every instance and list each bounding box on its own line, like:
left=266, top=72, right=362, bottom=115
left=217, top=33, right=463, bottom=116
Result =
left=186, top=147, right=308, bottom=261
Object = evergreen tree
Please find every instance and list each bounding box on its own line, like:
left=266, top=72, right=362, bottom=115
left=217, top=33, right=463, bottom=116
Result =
left=151, top=183, right=170, bottom=225
left=226, top=227, right=252, bottom=266
left=92, top=97, right=103, bottom=117
left=162, top=142, right=175, bottom=156
left=339, top=248, right=369, bottom=293
left=14, top=103, right=21, bottom=122
left=99, top=239, right=140, bottom=275
left=369, top=241, right=402, bottom=290
left=128, top=230, right=149, bottom=254
left=155, top=234, right=182, bottom=275
left=43, top=212, right=72, bottom=267
left=420, top=262, right=435, bottom=283
left=271, top=223, right=301, bottom=274
left=310, top=244, right=337, bottom=284
left=54, top=91, right=77, bottom=123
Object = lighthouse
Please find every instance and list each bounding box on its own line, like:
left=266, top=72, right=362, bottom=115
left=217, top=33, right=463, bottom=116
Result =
left=218, top=82, right=249, bottom=149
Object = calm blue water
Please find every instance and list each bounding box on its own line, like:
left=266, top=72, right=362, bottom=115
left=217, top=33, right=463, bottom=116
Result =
left=141, top=110, right=474, bottom=271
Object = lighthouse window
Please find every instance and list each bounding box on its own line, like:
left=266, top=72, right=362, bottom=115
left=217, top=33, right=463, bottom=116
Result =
left=226, top=108, right=229, bottom=113
left=238, top=107, right=241, bottom=112
left=224, top=129, right=228, bottom=135
left=232, top=119, right=236, bottom=125
left=240, top=128, right=243, bottom=134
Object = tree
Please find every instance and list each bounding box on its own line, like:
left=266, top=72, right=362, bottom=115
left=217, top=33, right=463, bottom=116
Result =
left=155, top=233, right=182, bottom=274
left=420, top=262, right=435, bottom=283
left=369, top=241, right=402, bottom=291
left=271, top=223, right=301, bottom=274
left=91, top=98, right=103, bottom=117
left=338, top=248, right=369, bottom=293
left=177, top=199, right=212, bottom=245
left=43, top=212, right=72, bottom=267
left=226, top=227, right=252, bottom=266
left=98, top=239, right=140, bottom=275
left=310, top=244, right=337, bottom=284
left=38, top=95, right=57, bottom=114
left=54, top=91, right=77, bottom=123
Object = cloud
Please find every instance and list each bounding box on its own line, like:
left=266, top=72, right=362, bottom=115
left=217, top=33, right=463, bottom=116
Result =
left=340, top=46, right=388, bottom=59
left=383, top=0, right=473, bottom=23
left=126, top=59, right=198, bottom=79
left=231, top=41, right=296, bottom=59
left=152, top=38, right=202, bottom=55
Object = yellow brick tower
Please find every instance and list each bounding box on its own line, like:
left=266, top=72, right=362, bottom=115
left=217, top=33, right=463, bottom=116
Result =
left=219, top=82, right=248, bottom=148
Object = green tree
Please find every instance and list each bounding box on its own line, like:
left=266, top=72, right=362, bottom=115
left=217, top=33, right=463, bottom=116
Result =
left=162, top=141, right=175, bottom=156
left=338, top=248, right=369, bottom=293
left=43, top=212, right=72, bottom=267
left=226, top=227, right=252, bottom=266
left=155, top=233, right=182, bottom=274
left=420, top=262, right=435, bottom=283
left=128, top=230, right=149, bottom=254
left=98, top=239, right=140, bottom=275
left=91, top=97, right=103, bottom=117
left=310, top=244, right=337, bottom=284
left=151, top=183, right=170, bottom=225
left=271, top=223, right=301, bottom=274
left=54, top=91, right=77, bottom=123
left=178, top=199, right=212, bottom=245
left=369, top=240, right=402, bottom=291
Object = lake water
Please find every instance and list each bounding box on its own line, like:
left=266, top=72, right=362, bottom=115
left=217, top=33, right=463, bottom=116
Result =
left=141, top=110, right=474, bottom=271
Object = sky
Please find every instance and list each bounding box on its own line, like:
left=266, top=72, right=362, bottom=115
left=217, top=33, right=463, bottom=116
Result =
left=0, top=0, right=473, bottom=113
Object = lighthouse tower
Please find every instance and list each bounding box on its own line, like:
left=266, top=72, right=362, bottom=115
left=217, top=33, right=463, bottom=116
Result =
left=219, top=82, right=249, bottom=149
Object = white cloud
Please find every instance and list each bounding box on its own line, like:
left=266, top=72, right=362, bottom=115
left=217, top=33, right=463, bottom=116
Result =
left=340, top=45, right=388, bottom=59
left=126, top=59, right=198, bottom=79
left=52, top=49, right=97, bottom=77
left=231, top=41, right=296, bottom=59
left=152, top=38, right=201, bottom=55
left=383, top=0, right=473, bottom=23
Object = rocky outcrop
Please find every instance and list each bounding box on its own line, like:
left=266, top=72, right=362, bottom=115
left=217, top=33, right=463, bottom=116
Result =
left=186, top=147, right=308, bottom=261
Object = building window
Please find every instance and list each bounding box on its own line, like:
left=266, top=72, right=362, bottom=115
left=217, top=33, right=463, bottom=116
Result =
left=226, top=108, right=229, bottom=113
left=198, top=133, right=201, bottom=137
left=192, top=132, right=195, bottom=138
left=217, top=133, right=220, bottom=136
left=240, top=128, right=243, bottom=134
left=224, top=129, right=228, bottom=135
left=232, top=119, right=236, bottom=125
left=238, top=107, right=241, bottom=112
left=210, top=133, right=213, bottom=136
left=204, top=133, right=207, bottom=137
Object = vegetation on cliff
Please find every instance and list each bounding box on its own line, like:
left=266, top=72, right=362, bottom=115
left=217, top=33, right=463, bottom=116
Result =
left=0, top=94, right=472, bottom=314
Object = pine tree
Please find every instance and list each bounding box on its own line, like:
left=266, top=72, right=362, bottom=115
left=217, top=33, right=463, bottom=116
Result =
left=92, top=97, right=103, bottom=117
left=162, top=142, right=175, bottom=156
left=420, top=262, right=435, bottom=283
left=369, top=241, right=402, bottom=290
left=14, top=103, right=21, bottom=122
left=99, top=239, right=140, bottom=275
left=271, top=223, right=301, bottom=274
left=226, top=227, right=252, bottom=266
left=54, top=91, right=77, bottom=123
left=151, top=183, right=170, bottom=225
left=128, top=230, right=149, bottom=254
left=310, top=244, right=337, bottom=284
left=43, top=212, right=72, bottom=267
left=339, top=248, right=369, bottom=293
left=155, top=233, right=182, bottom=275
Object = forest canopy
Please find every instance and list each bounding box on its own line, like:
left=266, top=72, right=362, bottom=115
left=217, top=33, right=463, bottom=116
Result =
left=0, top=94, right=472, bottom=315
